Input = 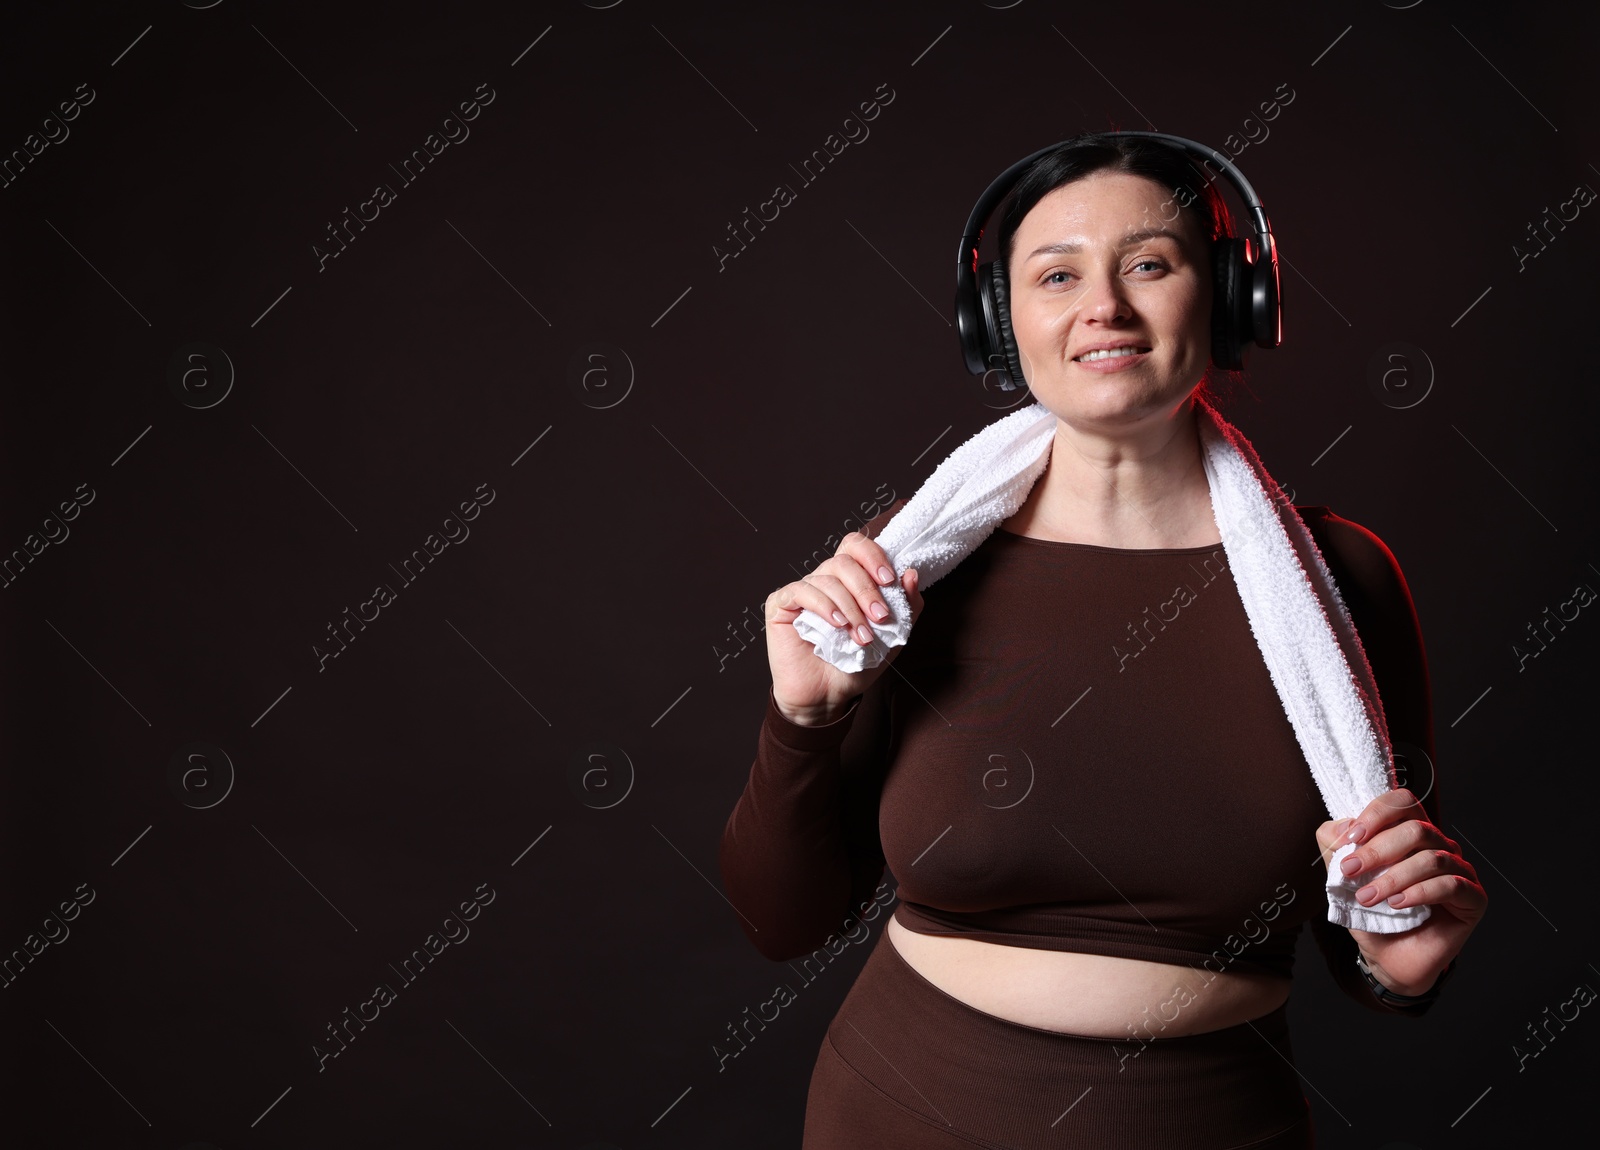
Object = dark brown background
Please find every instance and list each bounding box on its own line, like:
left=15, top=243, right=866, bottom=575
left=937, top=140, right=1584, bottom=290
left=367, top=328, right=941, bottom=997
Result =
left=2, top=1, right=1596, bottom=1146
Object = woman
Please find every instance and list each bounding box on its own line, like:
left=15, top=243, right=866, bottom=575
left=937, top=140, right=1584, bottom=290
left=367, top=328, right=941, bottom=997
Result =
left=719, top=134, right=1486, bottom=1148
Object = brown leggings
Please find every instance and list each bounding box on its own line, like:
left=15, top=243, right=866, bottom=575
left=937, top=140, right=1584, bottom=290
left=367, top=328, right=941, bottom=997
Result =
left=803, top=928, right=1314, bottom=1149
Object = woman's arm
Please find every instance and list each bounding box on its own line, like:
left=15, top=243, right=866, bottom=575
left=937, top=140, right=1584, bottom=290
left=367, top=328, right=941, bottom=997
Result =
left=1301, top=505, right=1446, bottom=1015
left=1304, top=506, right=1441, bottom=826
left=718, top=673, right=894, bottom=962
left=718, top=500, right=907, bottom=962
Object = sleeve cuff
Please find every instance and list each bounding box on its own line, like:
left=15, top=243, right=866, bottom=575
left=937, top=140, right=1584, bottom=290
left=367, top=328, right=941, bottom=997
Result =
left=763, top=686, right=861, bottom=751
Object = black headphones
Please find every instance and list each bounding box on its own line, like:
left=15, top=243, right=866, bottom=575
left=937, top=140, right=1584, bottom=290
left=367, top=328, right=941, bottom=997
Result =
left=954, top=131, right=1282, bottom=390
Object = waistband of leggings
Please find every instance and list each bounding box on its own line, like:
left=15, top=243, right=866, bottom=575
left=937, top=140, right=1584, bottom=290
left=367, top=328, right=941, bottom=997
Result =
left=821, top=929, right=1307, bottom=1146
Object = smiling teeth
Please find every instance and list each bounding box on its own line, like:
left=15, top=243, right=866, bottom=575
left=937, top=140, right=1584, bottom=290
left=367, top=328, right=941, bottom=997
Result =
left=1078, top=347, right=1146, bottom=362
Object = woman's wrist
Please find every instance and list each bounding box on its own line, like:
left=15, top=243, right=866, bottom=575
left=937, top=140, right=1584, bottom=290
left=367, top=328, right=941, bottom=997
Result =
left=772, top=689, right=855, bottom=728
left=1360, top=953, right=1432, bottom=997
left=1355, top=949, right=1455, bottom=1003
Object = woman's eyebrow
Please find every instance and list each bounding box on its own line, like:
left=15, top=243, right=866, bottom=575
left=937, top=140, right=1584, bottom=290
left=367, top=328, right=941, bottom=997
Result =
left=1025, top=227, right=1184, bottom=261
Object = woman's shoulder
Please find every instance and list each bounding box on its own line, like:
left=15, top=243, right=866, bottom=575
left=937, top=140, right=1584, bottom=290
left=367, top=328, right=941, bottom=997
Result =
left=1293, top=506, right=1437, bottom=821
left=1294, top=503, right=1419, bottom=620
left=1295, top=503, right=1404, bottom=575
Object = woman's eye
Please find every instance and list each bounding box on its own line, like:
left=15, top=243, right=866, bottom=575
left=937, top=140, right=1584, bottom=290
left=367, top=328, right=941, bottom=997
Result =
left=1044, top=270, right=1074, bottom=285
left=1130, top=259, right=1166, bottom=274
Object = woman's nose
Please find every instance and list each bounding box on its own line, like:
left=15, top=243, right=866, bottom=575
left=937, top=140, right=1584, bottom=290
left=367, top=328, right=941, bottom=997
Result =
left=1079, top=271, right=1132, bottom=323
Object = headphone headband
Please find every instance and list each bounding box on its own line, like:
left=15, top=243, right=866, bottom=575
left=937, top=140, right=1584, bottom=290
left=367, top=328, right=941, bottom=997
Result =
left=954, top=131, right=1282, bottom=385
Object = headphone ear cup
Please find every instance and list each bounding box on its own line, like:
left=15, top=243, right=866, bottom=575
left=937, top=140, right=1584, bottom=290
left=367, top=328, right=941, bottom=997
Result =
left=1210, top=237, right=1249, bottom=372
left=984, top=259, right=1028, bottom=391
left=1253, top=242, right=1282, bottom=350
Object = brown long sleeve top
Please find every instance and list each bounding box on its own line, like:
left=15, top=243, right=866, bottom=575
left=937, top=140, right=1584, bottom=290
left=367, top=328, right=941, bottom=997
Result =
left=720, top=499, right=1442, bottom=1015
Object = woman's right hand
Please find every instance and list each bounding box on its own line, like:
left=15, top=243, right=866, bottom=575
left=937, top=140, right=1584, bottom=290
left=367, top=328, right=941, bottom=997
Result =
left=764, top=521, right=924, bottom=726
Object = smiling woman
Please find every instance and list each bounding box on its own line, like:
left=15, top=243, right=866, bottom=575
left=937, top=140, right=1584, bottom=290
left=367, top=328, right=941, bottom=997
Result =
left=1008, top=172, right=1216, bottom=442
left=992, top=166, right=1231, bottom=550
left=995, top=137, right=1239, bottom=428
left=723, top=131, right=1486, bottom=1149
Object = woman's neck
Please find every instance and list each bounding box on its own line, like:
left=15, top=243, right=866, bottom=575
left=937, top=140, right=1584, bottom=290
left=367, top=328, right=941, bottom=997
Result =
left=1003, top=401, right=1221, bottom=549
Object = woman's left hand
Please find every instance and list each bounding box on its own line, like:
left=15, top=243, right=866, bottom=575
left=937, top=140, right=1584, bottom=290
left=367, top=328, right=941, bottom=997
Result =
left=1315, top=787, right=1488, bottom=995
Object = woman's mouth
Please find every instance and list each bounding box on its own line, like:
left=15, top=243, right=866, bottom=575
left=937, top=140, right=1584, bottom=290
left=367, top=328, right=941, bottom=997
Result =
left=1072, top=346, right=1151, bottom=371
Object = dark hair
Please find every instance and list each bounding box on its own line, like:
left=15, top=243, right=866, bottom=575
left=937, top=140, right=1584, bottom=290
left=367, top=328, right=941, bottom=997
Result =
left=994, top=133, right=1246, bottom=409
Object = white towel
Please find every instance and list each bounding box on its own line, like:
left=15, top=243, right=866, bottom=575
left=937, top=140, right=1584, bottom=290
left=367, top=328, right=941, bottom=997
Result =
left=792, top=397, right=1429, bottom=934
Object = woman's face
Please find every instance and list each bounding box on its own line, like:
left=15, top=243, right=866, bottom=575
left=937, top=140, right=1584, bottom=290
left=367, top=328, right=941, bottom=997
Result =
left=1005, top=170, right=1213, bottom=426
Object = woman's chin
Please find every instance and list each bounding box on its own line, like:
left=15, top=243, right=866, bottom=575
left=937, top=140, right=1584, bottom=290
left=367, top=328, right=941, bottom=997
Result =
left=1031, top=375, right=1195, bottom=426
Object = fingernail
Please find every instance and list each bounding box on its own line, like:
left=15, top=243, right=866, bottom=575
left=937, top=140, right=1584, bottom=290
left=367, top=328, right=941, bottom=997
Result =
left=1340, top=856, right=1362, bottom=875
left=1356, top=885, right=1376, bottom=903
left=877, top=565, right=894, bottom=584
left=1345, top=822, right=1366, bottom=844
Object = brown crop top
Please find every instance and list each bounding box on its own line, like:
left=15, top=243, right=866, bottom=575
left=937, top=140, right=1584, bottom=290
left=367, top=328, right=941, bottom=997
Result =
left=720, top=500, right=1441, bottom=1011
